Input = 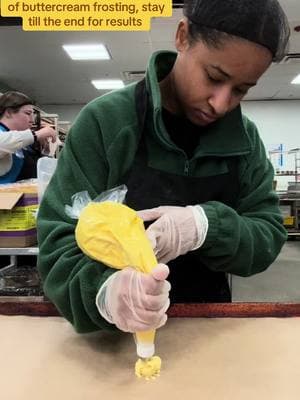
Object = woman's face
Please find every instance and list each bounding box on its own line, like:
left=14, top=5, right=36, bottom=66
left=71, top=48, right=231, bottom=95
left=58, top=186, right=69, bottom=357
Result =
left=171, top=20, right=273, bottom=126
left=8, top=104, right=35, bottom=130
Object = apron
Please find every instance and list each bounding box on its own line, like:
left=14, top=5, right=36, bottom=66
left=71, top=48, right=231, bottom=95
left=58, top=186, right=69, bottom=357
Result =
left=16, top=145, right=41, bottom=180
left=0, top=123, right=24, bottom=183
left=123, top=80, right=240, bottom=303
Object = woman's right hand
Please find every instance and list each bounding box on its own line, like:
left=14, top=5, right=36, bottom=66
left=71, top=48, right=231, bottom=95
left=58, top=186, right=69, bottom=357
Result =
left=96, top=264, right=171, bottom=332
left=35, top=125, right=57, bottom=144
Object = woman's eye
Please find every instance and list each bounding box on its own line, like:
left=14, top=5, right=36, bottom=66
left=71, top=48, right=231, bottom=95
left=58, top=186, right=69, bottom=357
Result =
left=207, top=74, right=222, bottom=83
left=234, top=87, right=248, bottom=95
left=206, top=72, right=249, bottom=96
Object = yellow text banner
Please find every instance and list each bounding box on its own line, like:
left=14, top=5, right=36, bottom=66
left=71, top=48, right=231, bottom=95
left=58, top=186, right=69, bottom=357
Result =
left=1, top=0, right=173, bottom=31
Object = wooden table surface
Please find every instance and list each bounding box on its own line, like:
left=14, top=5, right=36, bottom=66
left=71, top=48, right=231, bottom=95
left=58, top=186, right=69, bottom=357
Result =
left=1, top=315, right=300, bottom=400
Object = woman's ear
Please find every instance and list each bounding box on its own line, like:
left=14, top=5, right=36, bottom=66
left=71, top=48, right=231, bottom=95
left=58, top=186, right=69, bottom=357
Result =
left=3, top=108, right=13, bottom=119
left=175, top=18, right=190, bottom=53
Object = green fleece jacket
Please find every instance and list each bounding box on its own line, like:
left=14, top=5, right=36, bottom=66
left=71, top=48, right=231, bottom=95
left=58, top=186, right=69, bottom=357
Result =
left=37, top=51, right=286, bottom=333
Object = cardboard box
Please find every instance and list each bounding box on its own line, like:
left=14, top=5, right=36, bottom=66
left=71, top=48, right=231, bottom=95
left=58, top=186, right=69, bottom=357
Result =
left=0, top=190, right=38, bottom=248
left=284, top=216, right=295, bottom=227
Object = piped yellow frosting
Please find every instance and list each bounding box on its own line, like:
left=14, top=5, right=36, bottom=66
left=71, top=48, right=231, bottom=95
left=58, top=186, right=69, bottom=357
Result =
left=135, top=356, right=162, bottom=379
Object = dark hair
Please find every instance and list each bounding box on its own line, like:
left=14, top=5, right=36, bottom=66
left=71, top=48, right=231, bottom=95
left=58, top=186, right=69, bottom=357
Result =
left=183, top=0, right=290, bottom=62
left=0, top=91, right=35, bottom=118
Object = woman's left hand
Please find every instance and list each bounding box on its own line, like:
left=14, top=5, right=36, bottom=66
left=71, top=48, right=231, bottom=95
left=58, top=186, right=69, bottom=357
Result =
left=138, top=205, right=208, bottom=263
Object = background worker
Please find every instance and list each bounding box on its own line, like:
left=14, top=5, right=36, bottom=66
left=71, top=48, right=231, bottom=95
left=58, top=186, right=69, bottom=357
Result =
left=0, top=91, right=57, bottom=183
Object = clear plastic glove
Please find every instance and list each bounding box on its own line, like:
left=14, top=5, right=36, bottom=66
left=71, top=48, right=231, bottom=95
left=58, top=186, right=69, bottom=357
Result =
left=96, top=264, right=171, bottom=332
left=138, top=205, right=208, bottom=264
left=35, top=125, right=57, bottom=144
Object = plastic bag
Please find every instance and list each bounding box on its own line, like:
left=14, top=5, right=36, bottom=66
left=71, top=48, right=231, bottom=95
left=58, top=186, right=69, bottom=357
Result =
left=37, top=156, right=57, bottom=203
left=65, top=184, right=127, bottom=220
left=65, top=185, right=156, bottom=272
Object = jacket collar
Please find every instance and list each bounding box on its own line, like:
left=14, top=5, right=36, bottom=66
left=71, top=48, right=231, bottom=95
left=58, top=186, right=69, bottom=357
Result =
left=146, top=50, right=252, bottom=157
left=0, top=122, right=9, bottom=132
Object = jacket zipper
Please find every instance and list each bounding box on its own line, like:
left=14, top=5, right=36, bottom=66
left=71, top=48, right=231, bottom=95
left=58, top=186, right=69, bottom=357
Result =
left=184, top=159, right=189, bottom=175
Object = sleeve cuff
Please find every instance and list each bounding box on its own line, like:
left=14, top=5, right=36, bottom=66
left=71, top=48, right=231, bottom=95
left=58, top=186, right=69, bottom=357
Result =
left=95, top=271, right=117, bottom=324
left=199, top=204, right=219, bottom=249
left=23, top=129, right=35, bottom=146
left=189, top=205, right=209, bottom=250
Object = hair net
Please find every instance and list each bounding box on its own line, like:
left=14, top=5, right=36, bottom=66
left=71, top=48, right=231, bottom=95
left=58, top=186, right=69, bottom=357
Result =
left=183, top=0, right=290, bottom=61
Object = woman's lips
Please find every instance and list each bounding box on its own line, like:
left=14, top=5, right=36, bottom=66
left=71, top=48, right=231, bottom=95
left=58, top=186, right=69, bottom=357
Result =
left=194, top=109, right=217, bottom=124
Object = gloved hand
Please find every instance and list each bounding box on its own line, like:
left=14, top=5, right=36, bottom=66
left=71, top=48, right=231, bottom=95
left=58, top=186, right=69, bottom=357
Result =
left=96, top=264, right=171, bottom=332
left=138, top=205, right=208, bottom=264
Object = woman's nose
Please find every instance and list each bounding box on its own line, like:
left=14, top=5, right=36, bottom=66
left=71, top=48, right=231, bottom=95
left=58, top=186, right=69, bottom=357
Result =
left=208, top=87, right=232, bottom=116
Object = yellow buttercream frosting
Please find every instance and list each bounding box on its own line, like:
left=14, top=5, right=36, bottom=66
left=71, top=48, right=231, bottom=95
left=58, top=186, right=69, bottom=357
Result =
left=135, top=356, right=162, bottom=379
left=75, top=201, right=156, bottom=272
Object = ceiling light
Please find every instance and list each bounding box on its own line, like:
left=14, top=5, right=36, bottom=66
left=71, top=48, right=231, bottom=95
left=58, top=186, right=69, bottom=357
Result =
left=62, top=44, right=110, bottom=60
left=291, top=74, right=300, bottom=84
left=91, top=79, right=125, bottom=90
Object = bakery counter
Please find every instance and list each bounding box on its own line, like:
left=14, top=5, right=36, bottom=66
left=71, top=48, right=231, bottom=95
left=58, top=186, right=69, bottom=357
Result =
left=1, top=314, right=300, bottom=400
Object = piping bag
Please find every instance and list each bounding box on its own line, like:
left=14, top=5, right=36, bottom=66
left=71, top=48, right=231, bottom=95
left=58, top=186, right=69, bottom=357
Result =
left=65, top=186, right=164, bottom=379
